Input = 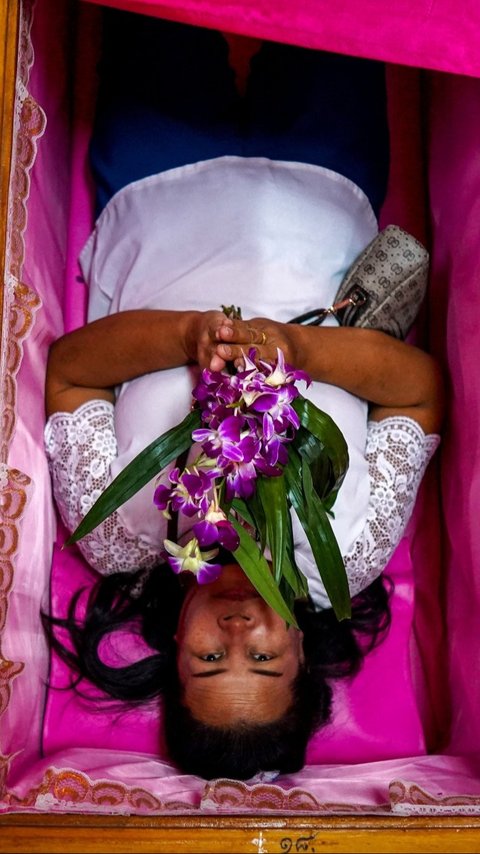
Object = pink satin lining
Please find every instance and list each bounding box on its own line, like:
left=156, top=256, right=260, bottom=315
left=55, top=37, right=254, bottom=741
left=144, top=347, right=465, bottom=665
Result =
left=41, top=532, right=425, bottom=764
left=40, top=9, right=428, bottom=767
left=4, top=0, right=480, bottom=814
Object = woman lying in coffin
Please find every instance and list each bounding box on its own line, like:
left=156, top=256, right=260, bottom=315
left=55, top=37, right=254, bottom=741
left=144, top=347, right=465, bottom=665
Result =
left=42, top=10, right=444, bottom=780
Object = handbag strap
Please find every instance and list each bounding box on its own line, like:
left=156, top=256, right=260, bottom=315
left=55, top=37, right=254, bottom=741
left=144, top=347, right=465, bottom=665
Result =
left=288, top=286, right=368, bottom=326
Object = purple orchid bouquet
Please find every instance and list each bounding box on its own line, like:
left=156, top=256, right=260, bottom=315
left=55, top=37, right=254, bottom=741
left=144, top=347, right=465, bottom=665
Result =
left=69, top=347, right=351, bottom=624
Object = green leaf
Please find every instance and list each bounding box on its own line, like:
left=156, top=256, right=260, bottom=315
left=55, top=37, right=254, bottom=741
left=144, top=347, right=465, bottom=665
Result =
left=292, top=396, right=349, bottom=505
left=229, top=517, right=298, bottom=626
left=66, top=408, right=202, bottom=545
left=230, top=498, right=257, bottom=530
left=232, top=493, right=308, bottom=599
left=256, top=475, right=289, bottom=583
left=232, top=493, right=267, bottom=554
left=278, top=575, right=297, bottom=615
left=295, top=428, right=332, bottom=498
left=285, top=447, right=351, bottom=620
left=282, top=541, right=309, bottom=599
left=293, top=395, right=348, bottom=458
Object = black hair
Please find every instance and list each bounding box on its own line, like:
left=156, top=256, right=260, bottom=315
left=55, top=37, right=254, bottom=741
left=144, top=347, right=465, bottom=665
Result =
left=162, top=663, right=324, bottom=779
left=42, top=560, right=392, bottom=780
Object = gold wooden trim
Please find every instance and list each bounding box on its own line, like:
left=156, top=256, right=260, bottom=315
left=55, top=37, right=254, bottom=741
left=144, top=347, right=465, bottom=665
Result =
left=1, top=813, right=480, bottom=852
left=0, top=0, right=20, bottom=334
left=0, top=2, right=479, bottom=849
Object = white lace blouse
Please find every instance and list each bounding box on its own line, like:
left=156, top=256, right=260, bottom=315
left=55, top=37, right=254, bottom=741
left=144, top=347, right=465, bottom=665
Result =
left=44, top=401, right=440, bottom=610
left=49, top=156, right=440, bottom=608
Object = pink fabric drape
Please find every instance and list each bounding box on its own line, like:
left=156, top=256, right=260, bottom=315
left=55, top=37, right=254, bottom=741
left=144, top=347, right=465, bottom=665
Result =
left=84, top=0, right=480, bottom=79
left=3, top=0, right=480, bottom=816
left=426, top=71, right=480, bottom=757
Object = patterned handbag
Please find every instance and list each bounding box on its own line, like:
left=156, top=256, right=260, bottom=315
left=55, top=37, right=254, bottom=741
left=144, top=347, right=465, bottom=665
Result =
left=289, top=224, right=429, bottom=339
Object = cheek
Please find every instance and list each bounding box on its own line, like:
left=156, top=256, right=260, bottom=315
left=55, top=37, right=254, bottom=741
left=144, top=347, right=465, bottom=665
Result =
left=293, top=630, right=305, bottom=663
left=175, top=613, right=222, bottom=677
left=176, top=595, right=212, bottom=641
left=176, top=612, right=217, bottom=646
left=176, top=650, right=190, bottom=683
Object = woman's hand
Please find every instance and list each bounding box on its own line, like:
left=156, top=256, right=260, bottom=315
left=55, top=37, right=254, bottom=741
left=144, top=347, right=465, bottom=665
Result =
left=211, top=316, right=300, bottom=371
left=46, top=308, right=444, bottom=435
left=186, top=313, right=298, bottom=372
left=212, top=319, right=444, bottom=435
left=184, top=310, right=234, bottom=371
left=46, top=308, right=234, bottom=415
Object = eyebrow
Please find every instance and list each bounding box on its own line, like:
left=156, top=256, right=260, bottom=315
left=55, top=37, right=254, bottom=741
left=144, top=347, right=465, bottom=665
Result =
left=192, top=669, right=284, bottom=678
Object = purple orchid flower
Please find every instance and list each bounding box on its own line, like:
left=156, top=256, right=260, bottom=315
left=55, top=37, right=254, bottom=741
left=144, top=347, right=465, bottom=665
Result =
left=193, top=502, right=240, bottom=551
left=154, top=347, right=315, bottom=587
left=153, top=482, right=172, bottom=512
left=243, top=347, right=311, bottom=389
left=192, top=414, right=247, bottom=461
left=163, top=537, right=222, bottom=584
left=224, top=459, right=259, bottom=500
left=155, top=466, right=217, bottom=518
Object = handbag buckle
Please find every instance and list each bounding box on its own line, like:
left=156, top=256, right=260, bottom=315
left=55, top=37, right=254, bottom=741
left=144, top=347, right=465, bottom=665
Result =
left=346, top=285, right=369, bottom=308
left=330, top=286, right=368, bottom=316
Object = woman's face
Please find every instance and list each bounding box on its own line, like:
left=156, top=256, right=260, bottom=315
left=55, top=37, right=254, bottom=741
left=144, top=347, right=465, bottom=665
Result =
left=175, top=563, right=304, bottom=726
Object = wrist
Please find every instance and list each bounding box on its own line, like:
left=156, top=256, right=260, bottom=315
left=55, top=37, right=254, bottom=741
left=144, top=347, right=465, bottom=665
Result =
left=286, top=322, right=317, bottom=374
left=181, top=311, right=202, bottom=363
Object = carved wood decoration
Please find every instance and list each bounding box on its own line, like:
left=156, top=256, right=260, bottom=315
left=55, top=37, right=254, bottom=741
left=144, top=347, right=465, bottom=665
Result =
left=0, top=1, right=480, bottom=850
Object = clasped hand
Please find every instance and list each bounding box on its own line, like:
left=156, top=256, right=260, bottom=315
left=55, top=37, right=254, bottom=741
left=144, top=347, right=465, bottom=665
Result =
left=190, top=310, right=299, bottom=373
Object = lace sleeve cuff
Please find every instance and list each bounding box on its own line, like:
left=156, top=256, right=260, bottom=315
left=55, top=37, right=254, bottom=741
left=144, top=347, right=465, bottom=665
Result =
left=343, top=416, right=440, bottom=597
left=44, top=400, right=160, bottom=575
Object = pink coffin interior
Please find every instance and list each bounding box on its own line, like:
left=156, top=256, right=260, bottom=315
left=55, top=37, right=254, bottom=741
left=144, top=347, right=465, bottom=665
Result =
left=2, top=0, right=480, bottom=816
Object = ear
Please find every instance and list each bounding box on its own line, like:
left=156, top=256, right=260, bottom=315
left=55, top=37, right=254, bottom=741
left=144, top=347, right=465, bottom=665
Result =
left=297, top=629, right=305, bottom=664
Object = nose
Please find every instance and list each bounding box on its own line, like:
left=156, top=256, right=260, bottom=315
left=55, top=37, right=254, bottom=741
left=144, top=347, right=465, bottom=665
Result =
left=217, top=612, right=254, bottom=631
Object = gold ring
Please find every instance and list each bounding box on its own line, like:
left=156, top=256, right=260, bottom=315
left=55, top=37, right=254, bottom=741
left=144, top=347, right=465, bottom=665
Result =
left=246, top=326, right=267, bottom=346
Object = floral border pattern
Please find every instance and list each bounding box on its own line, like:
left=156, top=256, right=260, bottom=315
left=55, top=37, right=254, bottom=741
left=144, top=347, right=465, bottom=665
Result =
left=2, top=766, right=201, bottom=814
left=389, top=780, right=480, bottom=816
left=0, top=0, right=45, bottom=794
left=5, top=771, right=480, bottom=817
left=202, top=778, right=389, bottom=814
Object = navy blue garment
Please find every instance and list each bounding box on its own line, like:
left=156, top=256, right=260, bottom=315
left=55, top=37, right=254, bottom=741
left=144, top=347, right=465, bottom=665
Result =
left=90, top=9, right=389, bottom=218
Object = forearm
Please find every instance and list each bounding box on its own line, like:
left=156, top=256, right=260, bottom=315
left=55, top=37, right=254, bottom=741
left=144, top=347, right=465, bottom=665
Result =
left=215, top=321, right=444, bottom=433
left=286, top=326, right=444, bottom=433
left=288, top=326, right=438, bottom=408
left=46, top=309, right=209, bottom=415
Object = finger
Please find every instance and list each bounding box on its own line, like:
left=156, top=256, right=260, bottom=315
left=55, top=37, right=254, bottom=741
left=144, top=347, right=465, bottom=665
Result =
left=215, top=343, right=234, bottom=362
left=225, top=319, right=267, bottom=346
left=209, top=351, right=228, bottom=372
left=216, top=342, right=266, bottom=365
left=214, top=320, right=234, bottom=341
left=215, top=319, right=247, bottom=343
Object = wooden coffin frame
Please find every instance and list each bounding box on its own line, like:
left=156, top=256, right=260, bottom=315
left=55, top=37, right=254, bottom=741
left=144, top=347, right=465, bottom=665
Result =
left=1, top=2, right=480, bottom=851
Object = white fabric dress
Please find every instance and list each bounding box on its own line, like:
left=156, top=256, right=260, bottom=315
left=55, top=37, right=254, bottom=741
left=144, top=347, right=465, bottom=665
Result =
left=44, top=156, right=440, bottom=609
